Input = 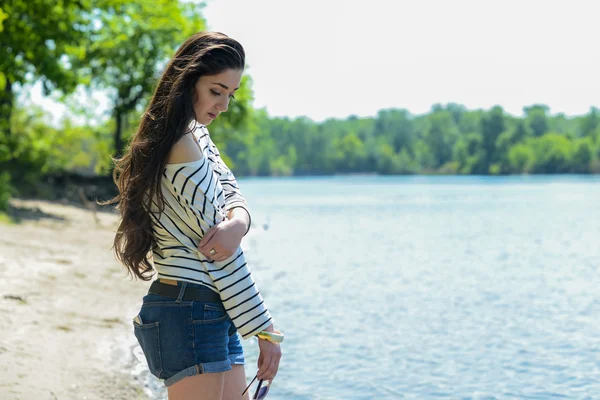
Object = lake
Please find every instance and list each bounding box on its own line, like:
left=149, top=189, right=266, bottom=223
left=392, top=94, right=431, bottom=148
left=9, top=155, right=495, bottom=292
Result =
left=137, top=175, right=600, bottom=399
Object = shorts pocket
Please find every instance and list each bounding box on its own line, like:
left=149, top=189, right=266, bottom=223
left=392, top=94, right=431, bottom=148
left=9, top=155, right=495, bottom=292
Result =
left=193, top=304, right=230, bottom=361
left=198, top=304, right=228, bottom=324
left=133, top=320, right=163, bottom=379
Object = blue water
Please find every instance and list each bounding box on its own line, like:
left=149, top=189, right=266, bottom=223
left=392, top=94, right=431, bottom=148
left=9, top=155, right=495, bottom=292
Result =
left=138, top=175, right=600, bottom=399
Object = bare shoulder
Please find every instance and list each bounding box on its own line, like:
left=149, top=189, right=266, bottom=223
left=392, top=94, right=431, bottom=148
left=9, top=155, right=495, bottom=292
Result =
left=166, top=133, right=203, bottom=164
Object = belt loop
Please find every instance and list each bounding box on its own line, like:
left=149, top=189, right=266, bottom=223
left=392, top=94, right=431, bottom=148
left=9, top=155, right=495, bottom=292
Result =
left=176, top=282, right=187, bottom=303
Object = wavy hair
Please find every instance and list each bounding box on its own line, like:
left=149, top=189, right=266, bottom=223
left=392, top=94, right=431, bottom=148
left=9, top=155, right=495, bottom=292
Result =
left=99, top=32, right=245, bottom=280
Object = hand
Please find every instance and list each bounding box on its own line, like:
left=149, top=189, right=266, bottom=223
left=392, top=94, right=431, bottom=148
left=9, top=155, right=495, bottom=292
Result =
left=257, top=325, right=282, bottom=381
left=198, top=219, right=245, bottom=261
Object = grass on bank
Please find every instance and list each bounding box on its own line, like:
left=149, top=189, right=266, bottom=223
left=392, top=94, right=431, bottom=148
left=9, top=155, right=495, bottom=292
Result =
left=0, top=211, right=15, bottom=225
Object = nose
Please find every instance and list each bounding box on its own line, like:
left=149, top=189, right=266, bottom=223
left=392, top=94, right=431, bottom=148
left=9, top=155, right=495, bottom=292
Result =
left=217, top=96, right=229, bottom=113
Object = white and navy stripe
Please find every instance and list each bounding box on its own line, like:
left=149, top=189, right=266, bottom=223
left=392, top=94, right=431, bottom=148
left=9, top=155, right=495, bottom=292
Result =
left=148, top=123, right=271, bottom=339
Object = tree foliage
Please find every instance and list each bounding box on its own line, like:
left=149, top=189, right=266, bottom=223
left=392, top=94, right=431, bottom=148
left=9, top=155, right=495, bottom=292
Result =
left=0, top=0, right=209, bottom=207
left=224, top=104, right=600, bottom=177
left=0, top=0, right=120, bottom=208
left=73, top=0, right=206, bottom=156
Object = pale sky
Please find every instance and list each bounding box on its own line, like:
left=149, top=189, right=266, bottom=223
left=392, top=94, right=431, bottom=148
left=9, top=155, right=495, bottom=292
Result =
left=203, top=0, right=599, bottom=120
left=28, top=0, right=599, bottom=124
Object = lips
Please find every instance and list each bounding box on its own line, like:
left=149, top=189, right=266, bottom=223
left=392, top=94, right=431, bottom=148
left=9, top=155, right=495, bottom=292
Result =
left=208, top=112, right=217, bottom=120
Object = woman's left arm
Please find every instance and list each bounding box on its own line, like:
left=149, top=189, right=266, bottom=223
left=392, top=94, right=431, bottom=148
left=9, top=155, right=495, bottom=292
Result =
left=198, top=206, right=251, bottom=262
left=227, top=206, right=251, bottom=234
left=198, top=138, right=252, bottom=260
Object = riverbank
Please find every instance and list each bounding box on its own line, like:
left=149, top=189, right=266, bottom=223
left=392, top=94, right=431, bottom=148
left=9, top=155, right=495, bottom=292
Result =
left=0, top=199, right=152, bottom=399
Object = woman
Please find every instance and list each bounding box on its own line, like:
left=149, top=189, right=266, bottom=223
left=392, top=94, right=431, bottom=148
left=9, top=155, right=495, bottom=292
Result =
left=102, top=32, right=282, bottom=400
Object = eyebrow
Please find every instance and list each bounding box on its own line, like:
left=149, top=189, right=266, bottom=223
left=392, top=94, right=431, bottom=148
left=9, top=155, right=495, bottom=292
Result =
left=212, top=82, right=239, bottom=91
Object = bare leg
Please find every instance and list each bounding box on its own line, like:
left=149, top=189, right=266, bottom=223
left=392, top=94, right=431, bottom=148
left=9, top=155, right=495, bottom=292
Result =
left=168, top=371, right=225, bottom=400
left=222, top=365, right=250, bottom=400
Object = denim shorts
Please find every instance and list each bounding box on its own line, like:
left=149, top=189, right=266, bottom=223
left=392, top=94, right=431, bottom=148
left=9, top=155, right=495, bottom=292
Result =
left=133, top=281, right=245, bottom=387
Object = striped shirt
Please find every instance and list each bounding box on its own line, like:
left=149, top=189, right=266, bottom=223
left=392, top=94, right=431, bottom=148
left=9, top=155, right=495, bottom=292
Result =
left=147, top=122, right=272, bottom=339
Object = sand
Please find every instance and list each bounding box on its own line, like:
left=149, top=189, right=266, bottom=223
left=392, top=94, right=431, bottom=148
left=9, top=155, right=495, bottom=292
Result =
left=0, top=198, right=154, bottom=399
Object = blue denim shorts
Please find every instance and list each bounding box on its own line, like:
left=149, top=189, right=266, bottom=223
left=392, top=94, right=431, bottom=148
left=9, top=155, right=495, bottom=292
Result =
left=133, top=281, right=245, bottom=387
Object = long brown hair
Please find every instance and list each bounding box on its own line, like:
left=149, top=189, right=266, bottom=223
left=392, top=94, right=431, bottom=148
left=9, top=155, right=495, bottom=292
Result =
left=100, top=32, right=245, bottom=280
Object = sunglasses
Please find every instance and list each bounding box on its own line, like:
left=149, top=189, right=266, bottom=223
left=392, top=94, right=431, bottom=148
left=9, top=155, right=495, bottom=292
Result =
left=241, top=374, right=272, bottom=399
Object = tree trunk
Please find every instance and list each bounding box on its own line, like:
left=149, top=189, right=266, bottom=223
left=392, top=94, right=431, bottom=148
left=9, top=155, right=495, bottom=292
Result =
left=0, top=79, right=15, bottom=167
left=0, top=79, right=14, bottom=139
left=113, top=89, right=145, bottom=159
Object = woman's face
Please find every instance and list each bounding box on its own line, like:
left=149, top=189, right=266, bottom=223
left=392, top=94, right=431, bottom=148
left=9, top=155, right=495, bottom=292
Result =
left=193, top=68, right=243, bottom=125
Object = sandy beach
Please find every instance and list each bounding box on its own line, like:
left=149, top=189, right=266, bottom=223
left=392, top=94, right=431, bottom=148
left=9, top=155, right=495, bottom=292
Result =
left=0, top=198, right=153, bottom=399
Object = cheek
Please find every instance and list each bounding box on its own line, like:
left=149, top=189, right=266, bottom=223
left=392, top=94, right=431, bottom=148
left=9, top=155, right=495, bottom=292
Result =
left=194, top=92, right=207, bottom=111
left=198, top=91, right=217, bottom=108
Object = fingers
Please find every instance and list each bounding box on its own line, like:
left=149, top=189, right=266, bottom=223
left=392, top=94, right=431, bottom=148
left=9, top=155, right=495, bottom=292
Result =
left=210, top=252, right=232, bottom=262
left=257, top=353, right=263, bottom=371
left=258, top=355, right=279, bottom=381
left=257, top=353, right=270, bottom=381
left=198, top=222, right=236, bottom=260
left=198, top=224, right=219, bottom=250
left=200, top=248, right=215, bottom=261
left=257, top=344, right=282, bottom=381
left=199, top=233, right=234, bottom=261
left=201, top=250, right=233, bottom=262
left=267, top=352, right=281, bottom=380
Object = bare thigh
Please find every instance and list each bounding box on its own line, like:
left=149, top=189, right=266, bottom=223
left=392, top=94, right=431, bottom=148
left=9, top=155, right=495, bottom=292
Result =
left=222, top=365, right=250, bottom=400
left=167, top=372, right=225, bottom=400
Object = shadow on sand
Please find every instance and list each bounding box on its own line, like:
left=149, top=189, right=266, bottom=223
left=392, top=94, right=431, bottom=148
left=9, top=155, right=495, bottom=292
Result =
left=3, top=203, right=68, bottom=223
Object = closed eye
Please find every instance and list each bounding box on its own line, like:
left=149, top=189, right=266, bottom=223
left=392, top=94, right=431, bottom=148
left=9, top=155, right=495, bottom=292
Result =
left=210, top=89, right=235, bottom=100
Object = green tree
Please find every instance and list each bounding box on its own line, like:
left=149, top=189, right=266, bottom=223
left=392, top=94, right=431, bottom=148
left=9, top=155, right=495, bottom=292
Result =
left=457, top=110, right=483, bottom=135
left=0, top=0, right=97, bottom=142
left=445, top=103, right=468, bottom=126
left=423, top=110, right=459, bottom=168
left=480, top=106, right=505, bottom=171
left=508, top=144, right=535, bottom=174
left=494, top=121, right=530, bottom=173
left=453, top=132, right=486, bottom=174
left=395, top=148, right=418, bottom=174
left=0, top=0, right=127, bottom=185
left=74, top=0, right=205, bottom=157
left=579, top=107, right=599, bottom=137
left=374, top=109, right=415, bottom=153
left=529, top=133, right=573, bottom=173
left=0, top=0, right=128, bottom=206
left=0, top=7, right=7, bottom=31
left=571, top=137, right=594, bottom=173
left=334, top=134, right=367, bottom=172
left=414, top=140, right=436, bottom=171
left=524, top=104, right=549, bottom=137
left=374, top=142, right=395, bottom=173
